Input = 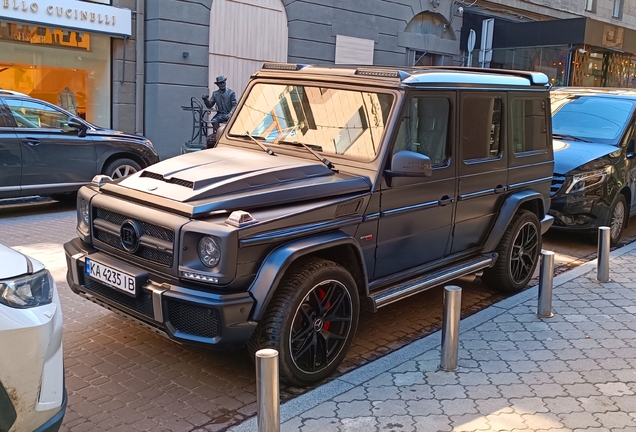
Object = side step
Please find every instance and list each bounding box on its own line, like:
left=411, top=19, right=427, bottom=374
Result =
left=368, top=254, right=496, bottom=311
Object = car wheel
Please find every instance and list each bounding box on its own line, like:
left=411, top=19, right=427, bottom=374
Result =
left=607, top=194, right=627, bottom=246
left=247, top=257, right=359, bottom=386
left=482, top=210, right=541, bottom=293
left=104, top=158, right=141, bottom=179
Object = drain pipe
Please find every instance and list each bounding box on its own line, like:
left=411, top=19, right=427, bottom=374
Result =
left=135, top=0, right=145, bottom=136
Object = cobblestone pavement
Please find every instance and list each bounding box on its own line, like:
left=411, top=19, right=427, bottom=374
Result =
left=0, top=202, right=512, bottom=431
left=232, top=242, right=636, bottom=432
left=2, top=199, right=636, bottom=431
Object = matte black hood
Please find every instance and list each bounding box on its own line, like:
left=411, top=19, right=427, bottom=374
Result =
left=553, top=139, right=618, bottom=174
left=115, top=147, right=371, bottom=213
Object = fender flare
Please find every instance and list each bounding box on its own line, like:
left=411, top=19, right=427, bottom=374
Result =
left=248, top=231, right=367, bottom=321
left=483, top=190, right=546, bottom=252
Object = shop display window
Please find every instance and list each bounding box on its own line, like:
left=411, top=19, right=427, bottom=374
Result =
left=0, top=22, right=111, bottom=127
left=490, top=46, right=569, bottom=86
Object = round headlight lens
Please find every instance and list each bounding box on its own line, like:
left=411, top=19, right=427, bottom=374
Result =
left=198, top=236, right=221, bottom=268
left=79, top=199, right=89, bottom=225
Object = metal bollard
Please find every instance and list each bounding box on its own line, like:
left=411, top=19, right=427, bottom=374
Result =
left=597, top=226, right=611, bottom=282
left=537, top=251, right=555, bottom=318
left=256, top=348, right=280, bottom=432
left=440, top=285, right=462, bottom=371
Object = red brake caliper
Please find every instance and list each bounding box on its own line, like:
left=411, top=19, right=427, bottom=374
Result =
left=318, top=288, right=331, bottom=331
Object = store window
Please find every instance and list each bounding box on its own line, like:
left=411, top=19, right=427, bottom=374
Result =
left=490, top=46, right=569, bottom=86
left=0, top=22, right=111, bottom=127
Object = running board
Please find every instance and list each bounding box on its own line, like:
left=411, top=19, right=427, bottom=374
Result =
left=369, top=254, right=496, bottom=311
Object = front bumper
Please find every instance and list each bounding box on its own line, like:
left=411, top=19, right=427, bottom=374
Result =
left=548, top=193, right=610, bottom=232
left=33, top=389, right=67, bottom=432
left=64, top=238, right=256, bottom=348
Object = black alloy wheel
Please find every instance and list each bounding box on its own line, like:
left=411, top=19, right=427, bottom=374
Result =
left=247, top=257, right=359, bottom=386
left=509, top=221, right=540, bottom=285
left=482, top=210, right=541, bottom=292
left=289, top=279, right=353, bottom=375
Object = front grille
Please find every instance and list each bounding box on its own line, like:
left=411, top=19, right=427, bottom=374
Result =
left=92, top=207, right=174, bottom=267
left=167, top=301, right=220, bottom=338
left=551, top=175, right=566, bottom=197
left=85, top=278, right=154, bottom=318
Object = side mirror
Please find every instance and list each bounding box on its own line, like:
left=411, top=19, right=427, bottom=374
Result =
left=627, top=138, right=636, bottom=159
left=386, top=150, right=433, bottom=178
left=68, top=116, right=88, bottom=137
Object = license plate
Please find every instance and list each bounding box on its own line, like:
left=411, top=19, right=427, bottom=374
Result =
left=85, top=258, right=136, bottom=296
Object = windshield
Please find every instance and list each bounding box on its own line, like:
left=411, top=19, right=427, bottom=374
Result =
left=551, top=95, right=636, bottom=144
left=228, top=83, right=394, bottom=162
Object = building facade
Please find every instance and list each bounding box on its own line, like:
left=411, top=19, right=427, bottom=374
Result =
left=2, top=0, right=636, bottom=160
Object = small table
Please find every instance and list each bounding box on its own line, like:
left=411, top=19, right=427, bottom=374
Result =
left=181, top=97, right=215, bottom=153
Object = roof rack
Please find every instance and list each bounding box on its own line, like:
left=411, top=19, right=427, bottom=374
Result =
left=425, top=66, right=549, bottom=86
left=261, top=62, right=307, bottom=71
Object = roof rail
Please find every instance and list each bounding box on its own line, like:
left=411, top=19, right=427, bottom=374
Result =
left=426, top=66, right=549, bottom=86
left=354, top=68, right=411, bottom=80
left=262, top=62, right=307, bottom=71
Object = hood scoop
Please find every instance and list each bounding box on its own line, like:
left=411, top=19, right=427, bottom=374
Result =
left=117, top=147, right=341, bottom=203
left=140, top=171, right=194, bottom=189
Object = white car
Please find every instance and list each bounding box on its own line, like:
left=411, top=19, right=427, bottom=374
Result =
left=0, top=244, right=66, bottom=432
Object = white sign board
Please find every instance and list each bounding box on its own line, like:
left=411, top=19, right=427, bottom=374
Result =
left=0, top=0, right=131, bottom=37
left=335, top=35, right=374, bottom=65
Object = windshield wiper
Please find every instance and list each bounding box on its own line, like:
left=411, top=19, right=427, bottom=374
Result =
left=552, top=133, right=592, bottom=143
left=278, top=140, right=338, bottom=172
left=239, top=132, right=276, bottom=156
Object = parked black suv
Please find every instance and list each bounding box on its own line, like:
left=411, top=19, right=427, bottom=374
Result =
left=64, top=64, right=553, bottom=385
left=549, top=88, right=636, bottom=245
left=0, top=93, right=159, bottom=200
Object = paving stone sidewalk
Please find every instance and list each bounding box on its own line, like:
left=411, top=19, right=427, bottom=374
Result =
left=232, top=242, right=636, bottom=432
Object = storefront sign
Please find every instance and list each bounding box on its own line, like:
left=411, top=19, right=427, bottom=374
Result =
left=1, top=0, right=131, bottom=37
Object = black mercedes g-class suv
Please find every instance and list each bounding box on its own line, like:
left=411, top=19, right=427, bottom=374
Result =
left=64, top=64, right=554, bottom=385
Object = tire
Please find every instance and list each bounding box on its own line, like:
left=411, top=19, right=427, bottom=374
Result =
left=607, top=194, right=627, bottom=247
left=247, top=257, right=360, bottom=386
left=482, top=210, right=541, bottom=293
left=103, top=158, right=141, bottom=179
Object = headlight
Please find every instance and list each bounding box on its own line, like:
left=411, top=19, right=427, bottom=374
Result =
left=198, top=236, right=221, bottom=268
left=0, top=269, right=54, bottom=308
left=144, top=139, right=153, bottom=148
left=79, top=198, right=89, bottom=225
left=565, top=166, right=612, bottom=194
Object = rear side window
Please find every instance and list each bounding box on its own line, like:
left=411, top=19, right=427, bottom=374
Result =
left=461, top=96, right=503, bottom=161
left=511, top=99, right=548, bottom=153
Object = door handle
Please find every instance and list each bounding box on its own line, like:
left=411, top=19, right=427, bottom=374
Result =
left=494, top=185, right=506, bottom=194
left=438, top=196, right=454, bottom=206
left=21, top=138, right=40, bottom=146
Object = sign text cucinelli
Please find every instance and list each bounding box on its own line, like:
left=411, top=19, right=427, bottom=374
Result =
left=3, top=1, right=116, bottom=26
